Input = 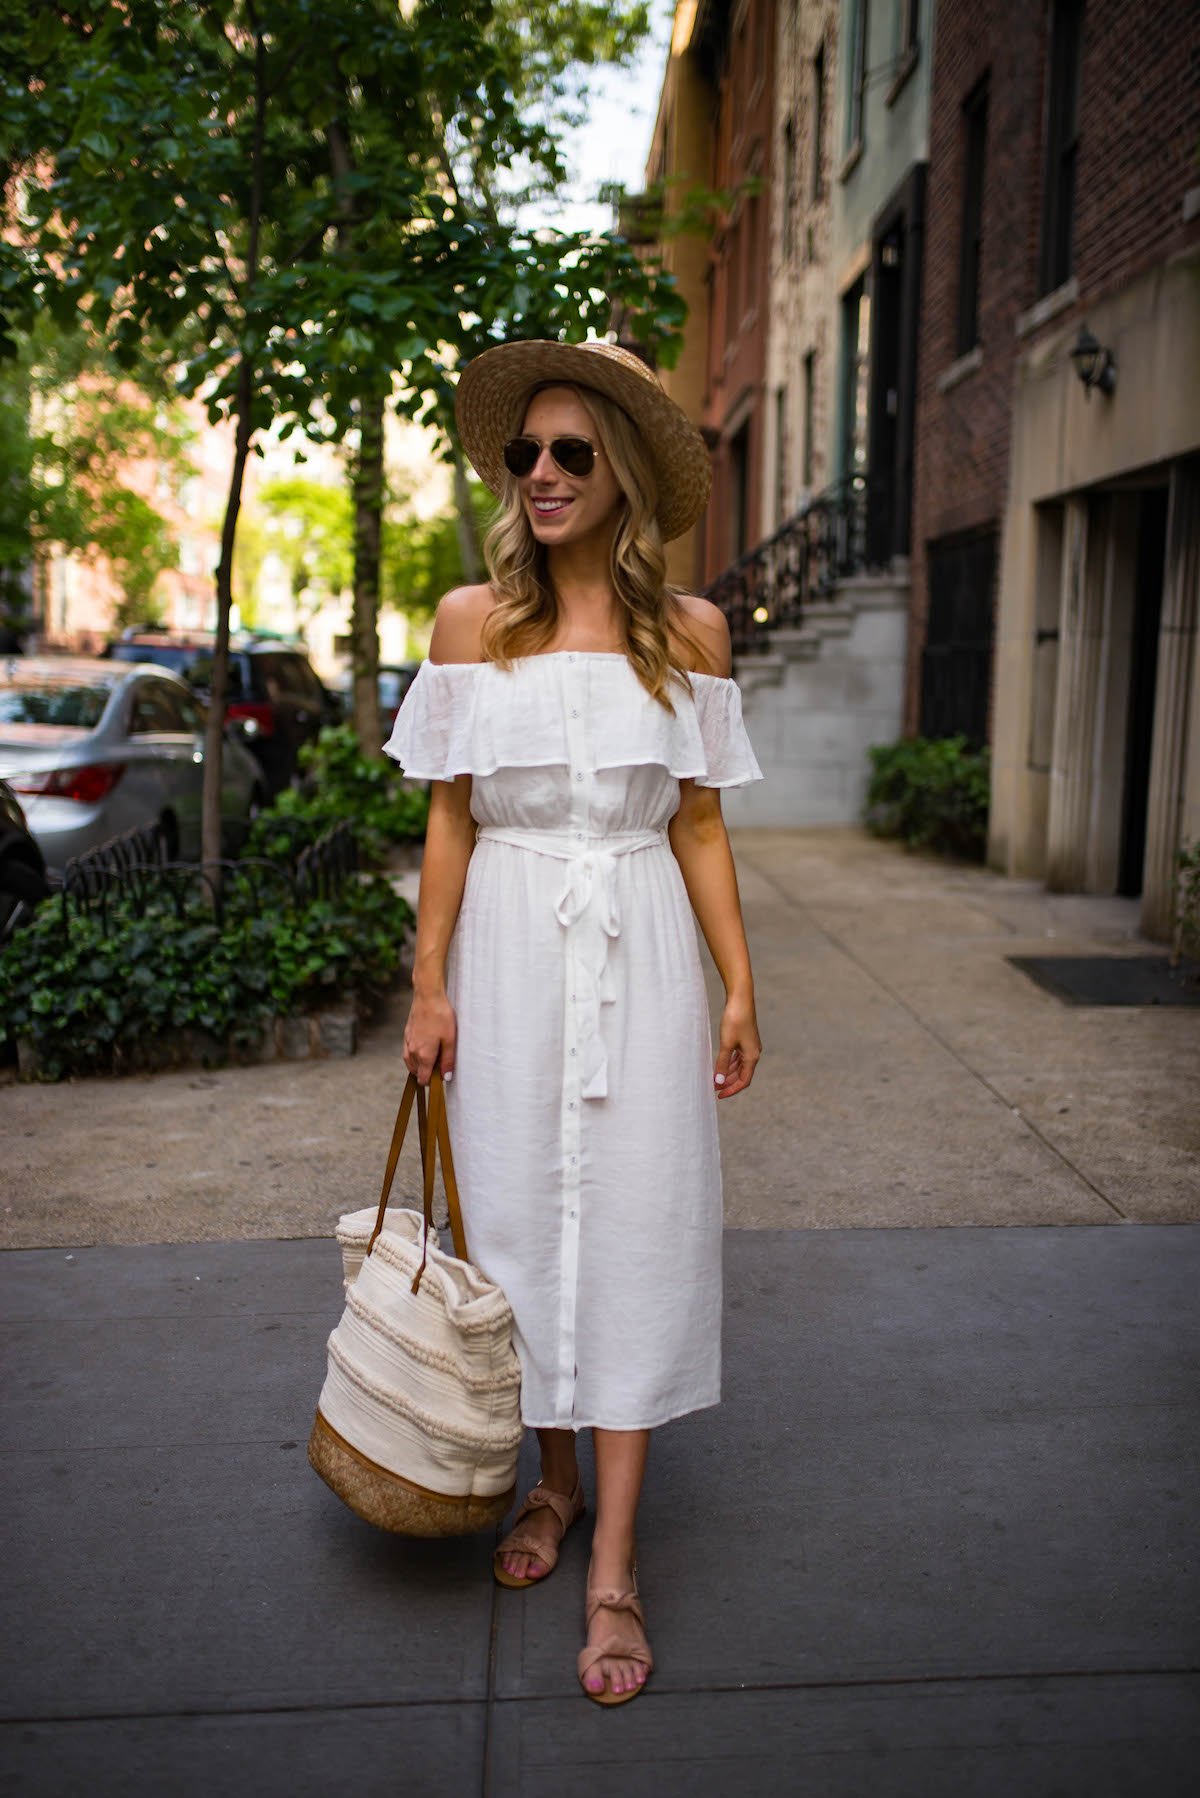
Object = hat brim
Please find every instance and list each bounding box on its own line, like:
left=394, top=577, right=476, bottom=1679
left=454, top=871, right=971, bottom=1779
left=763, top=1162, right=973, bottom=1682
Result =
left=454, top=340, right=712, bottom=543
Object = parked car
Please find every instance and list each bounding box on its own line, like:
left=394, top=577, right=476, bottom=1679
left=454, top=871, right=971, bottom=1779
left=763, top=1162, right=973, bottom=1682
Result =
left=0, top=777, right=50, bottom=941
left=0, top=657, right=265, bottom=873
left=106, top=631, right=344, bottom=792
left=333, top=661, right=421, bottom=735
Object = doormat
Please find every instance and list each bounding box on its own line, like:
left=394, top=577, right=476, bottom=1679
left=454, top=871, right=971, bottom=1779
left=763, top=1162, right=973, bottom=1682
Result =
left=1007, top=955, right=1200, bottom=1007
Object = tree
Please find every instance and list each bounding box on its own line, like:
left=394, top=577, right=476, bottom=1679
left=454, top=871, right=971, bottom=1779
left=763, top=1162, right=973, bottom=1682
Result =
left=3, top=1, right=686, bottom=864
left=256, top=476, right=353, bottom=631
left=0, top=315, right=190, bottom=635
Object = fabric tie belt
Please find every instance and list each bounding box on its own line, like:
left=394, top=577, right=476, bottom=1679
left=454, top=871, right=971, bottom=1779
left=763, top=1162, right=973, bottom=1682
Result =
left=475, top=824, right=668, bottom=1100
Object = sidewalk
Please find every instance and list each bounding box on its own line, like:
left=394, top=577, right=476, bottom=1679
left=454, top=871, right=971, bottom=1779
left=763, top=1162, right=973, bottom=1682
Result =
left=2, top=829, right=1198, bottom=1794
left=3, top=828, right=1198, bottom=1244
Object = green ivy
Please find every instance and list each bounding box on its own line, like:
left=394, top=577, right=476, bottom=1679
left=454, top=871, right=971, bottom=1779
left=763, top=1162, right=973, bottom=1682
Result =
left=863, top=736, right=991, bottom=861
left=244, top=724, right=429, bottom=865
left=0, top=875, right=412, bottom=1082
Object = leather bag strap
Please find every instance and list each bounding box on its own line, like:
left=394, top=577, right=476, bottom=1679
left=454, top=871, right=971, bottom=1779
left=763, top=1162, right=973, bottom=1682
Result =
left=365, top=1068, right=469, bottom=1276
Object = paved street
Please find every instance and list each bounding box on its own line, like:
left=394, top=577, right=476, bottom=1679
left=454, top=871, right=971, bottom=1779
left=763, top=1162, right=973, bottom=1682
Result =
left=2, top=829, right=1198, bottom=1795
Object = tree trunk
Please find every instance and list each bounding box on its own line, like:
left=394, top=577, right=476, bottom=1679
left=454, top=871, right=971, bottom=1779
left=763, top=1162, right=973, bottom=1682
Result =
left=451, top=443, right=483, bottom=584
left=201, top=353, right=254, bottom=872
left=351, top=389, right=385, bottom=754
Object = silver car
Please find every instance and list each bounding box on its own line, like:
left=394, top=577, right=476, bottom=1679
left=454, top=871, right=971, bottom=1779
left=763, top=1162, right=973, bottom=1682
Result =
left=0, top=656, right=266, bottom=873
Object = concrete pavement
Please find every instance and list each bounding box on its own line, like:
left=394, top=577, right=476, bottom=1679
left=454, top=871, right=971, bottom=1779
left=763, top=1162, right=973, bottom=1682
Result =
left=1, top=1228, right=1197, bottom=1795
left=2, top=828, right=1198, bottom=1794
left=2, top=828, right=1197, bottom=1243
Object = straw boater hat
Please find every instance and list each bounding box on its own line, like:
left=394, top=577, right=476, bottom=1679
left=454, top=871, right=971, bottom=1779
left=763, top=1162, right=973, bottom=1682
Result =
left=454, top=339, right=712, bottom=542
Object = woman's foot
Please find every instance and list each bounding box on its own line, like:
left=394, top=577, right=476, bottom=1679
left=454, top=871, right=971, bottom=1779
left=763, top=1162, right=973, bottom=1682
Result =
left=493, top=1477, right=585, bottom=1587
left=577, top=1556, right=653, bottom=1704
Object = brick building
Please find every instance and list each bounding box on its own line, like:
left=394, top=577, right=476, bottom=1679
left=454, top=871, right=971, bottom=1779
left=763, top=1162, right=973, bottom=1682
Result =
left=696, top=0, right=777, bottom=582
left=910, top=0, right=1200, bottom=936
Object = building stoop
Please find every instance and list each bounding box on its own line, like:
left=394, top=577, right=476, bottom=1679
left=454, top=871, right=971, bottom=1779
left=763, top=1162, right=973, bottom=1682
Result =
left=724, top=569, right=910, bottom=827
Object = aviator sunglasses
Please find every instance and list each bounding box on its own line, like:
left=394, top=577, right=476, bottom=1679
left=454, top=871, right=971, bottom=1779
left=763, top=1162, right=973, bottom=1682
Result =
left=502, top=434, right=597, bottom=480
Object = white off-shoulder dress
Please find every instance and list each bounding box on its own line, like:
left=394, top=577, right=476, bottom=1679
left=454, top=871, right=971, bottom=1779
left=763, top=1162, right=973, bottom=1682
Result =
left=384, top=652, right=762, bottom=1431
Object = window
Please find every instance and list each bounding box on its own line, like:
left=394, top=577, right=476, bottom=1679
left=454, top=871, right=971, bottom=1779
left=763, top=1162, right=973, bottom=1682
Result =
left=957, top=76, right=989, bottom=355
left=745, top=193, right=760, bottom=310
left=847, top=0, right=869, bottom=152
left=1038, top=0, right=1084, bottom=297
left=782, top=116, right=796, bottom=262
left=131, top=680, right=190, bottom=734
left=802, top=350, right=816, bottom=489
left=919, top=529, right=997, bottom=748
left=840, top=278, right=871, bottom=479
left=902, top=0, right=919, bottom=54
left=811, top=42, right=826, bottom=201
left=774, top=387, right=788, bottom=525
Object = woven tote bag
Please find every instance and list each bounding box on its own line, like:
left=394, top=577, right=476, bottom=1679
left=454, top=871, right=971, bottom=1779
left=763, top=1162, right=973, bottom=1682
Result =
left=308, top=1070, right=522, bottom=1536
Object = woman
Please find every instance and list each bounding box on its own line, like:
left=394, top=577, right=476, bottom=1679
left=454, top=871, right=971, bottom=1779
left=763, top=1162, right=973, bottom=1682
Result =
left=386, top=339, right=762, bottom=1706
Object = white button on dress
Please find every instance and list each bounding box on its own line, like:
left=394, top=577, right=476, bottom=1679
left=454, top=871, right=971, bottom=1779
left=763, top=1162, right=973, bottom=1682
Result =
left=384, top=652, right=763, bottom=1430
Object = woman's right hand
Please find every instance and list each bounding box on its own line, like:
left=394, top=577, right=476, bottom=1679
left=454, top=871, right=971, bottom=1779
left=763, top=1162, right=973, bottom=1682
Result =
left=403, top=990, right=457, bottom=1085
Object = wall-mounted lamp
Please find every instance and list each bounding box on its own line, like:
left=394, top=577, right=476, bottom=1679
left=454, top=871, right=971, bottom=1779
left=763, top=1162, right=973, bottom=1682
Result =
left=1070, top=325, right=1117, bottom=399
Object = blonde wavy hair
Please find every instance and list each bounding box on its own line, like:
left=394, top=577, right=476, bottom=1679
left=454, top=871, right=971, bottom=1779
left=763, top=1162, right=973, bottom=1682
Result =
left=479, top=382, right=712, bottom=709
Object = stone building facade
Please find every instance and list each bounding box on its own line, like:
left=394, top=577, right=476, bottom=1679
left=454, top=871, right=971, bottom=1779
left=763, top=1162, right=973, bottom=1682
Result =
left=761, top=0, right=840, bottom=531
left=909, top=0, right=1200, bottom=935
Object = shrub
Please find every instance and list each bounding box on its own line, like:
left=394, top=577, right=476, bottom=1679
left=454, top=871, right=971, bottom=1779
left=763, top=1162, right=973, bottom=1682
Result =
left=0, top=874, right=413, bottom=1081
left=863, top=736, right=991, bottom=861
left=244, top=724, right=429, bottom=864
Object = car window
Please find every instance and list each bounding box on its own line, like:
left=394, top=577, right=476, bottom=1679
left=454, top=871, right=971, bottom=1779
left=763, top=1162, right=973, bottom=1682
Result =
left=175, top=689, right=203, bottom=731
left=186, top=654, right=247, bottom=700
left=109, top=644, right=193, bottom=674
left=260, top=654, right=302, bottom=702
left=291, top=657, right=325, bottom=703
left=0, top=684, right=110, bottom=728
left=130, top=680, right=191, bottom=734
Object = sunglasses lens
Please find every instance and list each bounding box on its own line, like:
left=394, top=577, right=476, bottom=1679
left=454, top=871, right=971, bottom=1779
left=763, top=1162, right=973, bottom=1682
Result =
left=552, top=437, right=595, bottom=477
left=503, top=437, right=540, bottom=478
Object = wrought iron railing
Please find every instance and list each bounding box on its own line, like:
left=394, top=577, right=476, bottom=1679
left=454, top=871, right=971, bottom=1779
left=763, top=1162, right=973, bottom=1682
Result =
left=705, top=471, right=891, bottom=656
left=59, top=820, right=359, bottom=935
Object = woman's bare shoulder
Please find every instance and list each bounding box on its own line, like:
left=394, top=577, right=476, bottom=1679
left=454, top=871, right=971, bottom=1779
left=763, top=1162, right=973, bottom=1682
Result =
left=428, top=584, right=496, bottom=665
left=670, top=593, right=732, bottom=677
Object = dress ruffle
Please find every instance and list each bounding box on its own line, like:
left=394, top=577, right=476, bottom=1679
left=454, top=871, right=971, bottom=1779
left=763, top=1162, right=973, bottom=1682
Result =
left=383, top=653, right=762, bottom=789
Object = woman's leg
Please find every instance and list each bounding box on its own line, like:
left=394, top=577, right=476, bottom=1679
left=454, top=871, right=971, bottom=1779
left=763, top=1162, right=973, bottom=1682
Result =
left=497, top=1427, right=581, bottom=1581
left=583, top=1427, right=652, bottom=1697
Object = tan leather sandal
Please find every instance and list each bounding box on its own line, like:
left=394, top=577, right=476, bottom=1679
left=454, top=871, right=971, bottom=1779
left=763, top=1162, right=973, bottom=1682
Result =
left=492, top=1478, right=585, bottom=1589
left=577, top=1577, right=654, bottom=1706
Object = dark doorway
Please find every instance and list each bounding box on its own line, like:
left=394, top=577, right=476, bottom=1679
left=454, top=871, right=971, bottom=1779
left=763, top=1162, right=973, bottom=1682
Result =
left=1118, top=487, right=1168, bottom=896
left=867, top=163, right=926, bottom=565
left=728, top=422, right=751, bottom=560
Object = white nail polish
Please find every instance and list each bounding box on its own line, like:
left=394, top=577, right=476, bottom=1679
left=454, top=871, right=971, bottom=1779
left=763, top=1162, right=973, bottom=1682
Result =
left=715, top=1073, right=726, bottom=1085
left=444, top=1070, right=453, bottom=1083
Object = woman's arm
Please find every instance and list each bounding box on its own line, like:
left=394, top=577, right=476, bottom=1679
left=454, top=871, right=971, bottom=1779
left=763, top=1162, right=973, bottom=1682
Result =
left=404, top=774, right=476, bottom=1083
left=667, top=596, right=761, bottom=1098
left=402, top=585, right=491, bottom=1083
left=669, top=782, right=761, bottom=1098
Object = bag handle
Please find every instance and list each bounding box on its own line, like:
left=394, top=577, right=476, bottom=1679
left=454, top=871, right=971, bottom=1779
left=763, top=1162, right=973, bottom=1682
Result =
left=365, top=1069, right=469, bottom=1277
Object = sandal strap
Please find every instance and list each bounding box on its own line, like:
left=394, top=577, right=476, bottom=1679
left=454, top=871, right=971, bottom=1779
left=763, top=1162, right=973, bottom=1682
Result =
left=494, top=1481, right=583, bottom=1571
left=584, top=1585, right=645, bottom=1630
left=513, top=1480, right=582, bottom=1535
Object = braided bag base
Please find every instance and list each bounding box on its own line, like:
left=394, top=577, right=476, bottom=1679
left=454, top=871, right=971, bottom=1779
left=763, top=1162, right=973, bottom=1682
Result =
left=308, top=1410, right=516, bottom=1538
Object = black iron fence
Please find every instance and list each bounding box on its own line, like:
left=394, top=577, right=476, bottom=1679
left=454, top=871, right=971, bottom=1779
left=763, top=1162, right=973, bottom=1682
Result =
left=59, top=821, right=359, bottom=936
left=705, top=471, right=891, bottom=655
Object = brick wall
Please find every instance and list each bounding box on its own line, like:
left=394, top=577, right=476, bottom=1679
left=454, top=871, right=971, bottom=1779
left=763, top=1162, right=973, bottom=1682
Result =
left=906, top=0, right=1200, bottom=735
left=702, top=0, right=777, bottom=580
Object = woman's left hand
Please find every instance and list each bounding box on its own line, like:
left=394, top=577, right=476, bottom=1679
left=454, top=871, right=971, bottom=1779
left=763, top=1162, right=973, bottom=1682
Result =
left=714, top=990, right=761, bottom=1098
